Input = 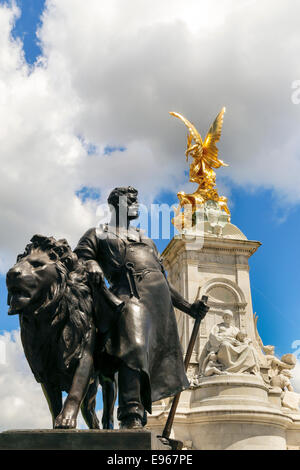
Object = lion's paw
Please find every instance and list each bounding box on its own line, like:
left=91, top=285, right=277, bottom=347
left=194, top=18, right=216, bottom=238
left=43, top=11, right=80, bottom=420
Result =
left=55, top=413, right=77, bottom=429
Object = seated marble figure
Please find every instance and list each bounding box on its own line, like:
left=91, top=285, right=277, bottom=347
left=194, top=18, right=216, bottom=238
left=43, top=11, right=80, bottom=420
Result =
left=201, top=310, right=260, bottom=376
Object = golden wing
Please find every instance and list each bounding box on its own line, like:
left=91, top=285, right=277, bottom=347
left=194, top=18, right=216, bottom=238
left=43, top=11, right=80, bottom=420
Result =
left=187, top=132, right=193, bottom=148
left=202, top=107, right=227, bottom=168
left=169, top=112, right=203, bottom=146
left=186, top=132, right=193, bottom=161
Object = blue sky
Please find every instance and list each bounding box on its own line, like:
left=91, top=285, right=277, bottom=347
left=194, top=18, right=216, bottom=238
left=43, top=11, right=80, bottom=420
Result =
left=0, top=0, right=300, bottom=429
left=8, top=0, right=45, bottom=64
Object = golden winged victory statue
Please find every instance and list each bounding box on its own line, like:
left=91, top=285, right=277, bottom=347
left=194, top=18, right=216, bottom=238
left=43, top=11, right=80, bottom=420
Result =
left=169, top=107, right=230, bottom=231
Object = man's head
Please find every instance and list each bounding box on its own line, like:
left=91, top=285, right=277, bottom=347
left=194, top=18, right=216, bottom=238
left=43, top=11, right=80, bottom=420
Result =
left=107, top=186, right=139, bottom=221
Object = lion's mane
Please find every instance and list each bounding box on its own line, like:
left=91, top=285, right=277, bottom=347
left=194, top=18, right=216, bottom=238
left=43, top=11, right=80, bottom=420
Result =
left=18, top=234, right=93, bottom=373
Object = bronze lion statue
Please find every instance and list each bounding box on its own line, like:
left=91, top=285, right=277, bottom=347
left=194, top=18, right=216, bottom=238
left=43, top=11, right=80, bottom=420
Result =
left=6, top=234, right=116, bottom=429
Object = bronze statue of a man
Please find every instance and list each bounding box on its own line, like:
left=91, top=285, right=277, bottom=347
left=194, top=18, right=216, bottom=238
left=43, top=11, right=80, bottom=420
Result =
left=74, top=186, right=208, bottom=429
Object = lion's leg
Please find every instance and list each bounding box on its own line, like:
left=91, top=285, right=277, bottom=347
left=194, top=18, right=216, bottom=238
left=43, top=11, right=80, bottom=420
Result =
left=81, top=377, right=100, bottom=429
left=55, top=330, right=96, bottom=429
left=55, top=350, right=94, bottom=429
left=41, top=383, right=62, bottom=428
left=100, top=373, right=117, bottom=430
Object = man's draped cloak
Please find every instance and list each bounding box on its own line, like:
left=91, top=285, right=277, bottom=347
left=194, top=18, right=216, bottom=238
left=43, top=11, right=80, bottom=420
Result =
left=74, top=225, right=189, bottom=413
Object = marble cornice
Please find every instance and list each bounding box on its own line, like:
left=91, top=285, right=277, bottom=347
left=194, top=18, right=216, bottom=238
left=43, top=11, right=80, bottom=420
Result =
left=162, top=236, right=261, bottom=265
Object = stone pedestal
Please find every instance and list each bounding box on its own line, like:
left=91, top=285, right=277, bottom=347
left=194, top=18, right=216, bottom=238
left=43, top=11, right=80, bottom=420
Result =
left=0, top=429, right=170, bottom=451
left=162, top=223, right=262, bottom=363
left=147, top=223, right=300, bottom=449
left=148, top=374, right=293, bottom=450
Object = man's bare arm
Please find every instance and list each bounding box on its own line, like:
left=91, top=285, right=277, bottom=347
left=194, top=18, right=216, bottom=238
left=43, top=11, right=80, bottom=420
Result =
left=168, top=282, right=192, bottom=314
left=168, top=281, right=209, bottom=319
left=156, top=247, right=209, bottom=320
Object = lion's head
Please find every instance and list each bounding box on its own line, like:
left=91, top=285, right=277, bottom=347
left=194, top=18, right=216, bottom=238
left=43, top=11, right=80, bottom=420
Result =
left=6, top=234, right=79, bottom=315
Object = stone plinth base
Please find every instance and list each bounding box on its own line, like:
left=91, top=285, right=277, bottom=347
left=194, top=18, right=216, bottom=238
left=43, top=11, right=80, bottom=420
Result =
left=148, top=374, right=300, bottom=450
left=192, top=374, right=271, bottom=408
left=0, top=429, right=169, bottom=451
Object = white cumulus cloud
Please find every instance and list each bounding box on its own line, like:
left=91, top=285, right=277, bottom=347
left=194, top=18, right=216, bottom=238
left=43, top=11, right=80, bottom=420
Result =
left=0, top=0, right=300, bottom=272
left=0, top=330, right=51, bottom=430
left=0, top=329, right=111, bottom=430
